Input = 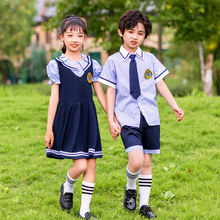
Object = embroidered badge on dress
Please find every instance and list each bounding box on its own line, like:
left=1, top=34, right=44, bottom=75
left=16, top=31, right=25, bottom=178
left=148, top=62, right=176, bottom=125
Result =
left=87, top=72, right=93, bottom=83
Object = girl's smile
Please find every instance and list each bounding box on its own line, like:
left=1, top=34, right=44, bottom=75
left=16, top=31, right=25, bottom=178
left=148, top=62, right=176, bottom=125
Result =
left=59, top=26, right=86, bottom=59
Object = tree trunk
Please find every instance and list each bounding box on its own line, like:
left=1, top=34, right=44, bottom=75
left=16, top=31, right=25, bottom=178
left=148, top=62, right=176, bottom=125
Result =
left=198, top=42, right=205, bottom=82
left=157, top=22, right=163, bottom=63
left=204, top=54, right=213, bottom=96
left=198, top=42, right=213, bottom=96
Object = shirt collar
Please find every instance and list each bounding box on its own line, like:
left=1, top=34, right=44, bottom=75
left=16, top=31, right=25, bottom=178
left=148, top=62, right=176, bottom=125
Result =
left=57, top=54, right=90, bottom=70
left=119, top=46, right=144, bottom=61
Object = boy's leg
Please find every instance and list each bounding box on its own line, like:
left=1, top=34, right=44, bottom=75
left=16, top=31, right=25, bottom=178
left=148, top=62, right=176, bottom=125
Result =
left=79, top=158, right=97, bottom=219
left=127, top=150, right=144, bottom=189
left=123, top=150, right=144, bottom=212
left=139, top=154, right=156, bottom=219
left=60, top=159, right=87, bottom=211
left=139, top=154, right=152, bottom=207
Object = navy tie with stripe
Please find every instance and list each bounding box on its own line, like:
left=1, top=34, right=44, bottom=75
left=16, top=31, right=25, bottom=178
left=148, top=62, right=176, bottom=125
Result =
left=129, top=54, right=141, bottom=99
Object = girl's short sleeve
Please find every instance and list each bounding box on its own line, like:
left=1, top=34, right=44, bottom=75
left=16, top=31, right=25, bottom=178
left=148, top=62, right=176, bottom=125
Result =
left=92, top=59, right=102, bottom=82
left=47, top=60, right=61, bottom=85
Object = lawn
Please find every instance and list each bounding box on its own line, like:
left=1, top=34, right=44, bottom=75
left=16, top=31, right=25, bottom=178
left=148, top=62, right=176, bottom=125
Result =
left=0, top=84, right=219, bottom=220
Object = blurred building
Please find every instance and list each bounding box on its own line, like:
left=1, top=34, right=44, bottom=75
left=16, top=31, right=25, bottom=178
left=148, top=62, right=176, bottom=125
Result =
left=31, top=0, right=107, bottom=65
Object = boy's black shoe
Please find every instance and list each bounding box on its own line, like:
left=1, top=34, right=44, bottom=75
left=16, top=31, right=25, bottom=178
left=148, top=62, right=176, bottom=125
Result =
left=59, top=183, right=73, bottom=211
left=78, top=212, right=97, bottom=219
left=123, top=187, right=137, bottom=212
left=139, top=205, right=157, bottom=219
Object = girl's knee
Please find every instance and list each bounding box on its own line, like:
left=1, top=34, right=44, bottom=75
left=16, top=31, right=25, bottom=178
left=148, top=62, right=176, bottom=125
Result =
left=74, top=159, right=87, bottom=173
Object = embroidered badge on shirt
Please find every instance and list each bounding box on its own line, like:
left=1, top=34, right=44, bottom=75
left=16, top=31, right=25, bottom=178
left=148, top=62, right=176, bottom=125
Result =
left=87, top=72, right=93, bottom=83
left=144, top=69, right=152, bottom=79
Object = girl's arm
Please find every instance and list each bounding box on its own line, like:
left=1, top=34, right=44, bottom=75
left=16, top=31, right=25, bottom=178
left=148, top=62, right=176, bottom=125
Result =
left=156, top=79, right=184, bottom=121
left=93, top=82, right=121, bottom=140
left=93, top=81, right=107, bottom=113
left=106, top=86, right=120, bottom=140
left=44, top=84, right=59, bottom=148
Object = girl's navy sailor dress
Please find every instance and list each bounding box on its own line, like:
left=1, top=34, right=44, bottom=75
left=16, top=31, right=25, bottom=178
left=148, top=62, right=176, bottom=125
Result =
left=46, top=56, right=102, bottom=159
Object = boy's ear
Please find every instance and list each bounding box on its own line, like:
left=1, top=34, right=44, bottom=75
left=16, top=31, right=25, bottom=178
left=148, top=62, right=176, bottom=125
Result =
left=118, top=29, right=123, bottom=37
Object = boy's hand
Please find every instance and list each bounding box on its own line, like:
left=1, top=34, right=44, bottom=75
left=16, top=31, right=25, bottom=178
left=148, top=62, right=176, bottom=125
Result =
left=44, top=131, right=54, bottom=149
left=113, top=114, right=121, bottom=134
left=173, top=106, right=184, bottom=121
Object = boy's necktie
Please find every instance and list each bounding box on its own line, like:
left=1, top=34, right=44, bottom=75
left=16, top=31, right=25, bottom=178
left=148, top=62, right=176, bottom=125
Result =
left=129, top=54, right=141, bottom=99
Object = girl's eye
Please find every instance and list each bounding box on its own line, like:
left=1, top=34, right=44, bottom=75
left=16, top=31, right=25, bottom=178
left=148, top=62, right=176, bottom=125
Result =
left=68, top=35, right=72, bottom=37
left=79, top=35, right=84, bottom=37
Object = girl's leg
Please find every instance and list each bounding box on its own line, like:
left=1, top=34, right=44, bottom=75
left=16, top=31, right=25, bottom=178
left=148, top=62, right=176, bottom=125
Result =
left=139, top=154, right=152, bottom=207
left=60, top=159, right=87, bottom=211
left=64, top=159, right=87, bottom=194
left=79, top=158, right=96, bottom=218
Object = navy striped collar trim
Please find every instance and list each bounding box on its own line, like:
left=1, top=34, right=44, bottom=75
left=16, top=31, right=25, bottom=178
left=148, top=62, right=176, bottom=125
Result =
left=119, top=46, right=144, bottom=61
left=56, top=54, right=90, bottom=71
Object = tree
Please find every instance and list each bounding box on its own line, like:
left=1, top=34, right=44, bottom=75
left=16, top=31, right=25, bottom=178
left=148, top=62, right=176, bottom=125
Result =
left=0, top=0, right=36, bottom=57
left=159, top=0, right=220, bottom=96
left=46, top=0, right=142, bottom=55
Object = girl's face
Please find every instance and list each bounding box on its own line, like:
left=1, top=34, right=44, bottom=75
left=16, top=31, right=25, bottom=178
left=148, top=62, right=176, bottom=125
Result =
left=60, top=26, right=86, bottom=54
left=118, top=22, right=145, bottom=53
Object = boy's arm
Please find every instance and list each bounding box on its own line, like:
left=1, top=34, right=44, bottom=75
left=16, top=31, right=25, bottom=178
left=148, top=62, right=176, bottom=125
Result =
left=106, top=86, right=120, bottom=140
left=156, top=79, right=184, bottom=121
left=44, top=84, right=59, bottom=148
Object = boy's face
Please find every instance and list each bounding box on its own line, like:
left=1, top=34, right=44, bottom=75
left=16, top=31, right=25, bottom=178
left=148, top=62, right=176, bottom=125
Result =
left=118, top=22, right=145, bottom=53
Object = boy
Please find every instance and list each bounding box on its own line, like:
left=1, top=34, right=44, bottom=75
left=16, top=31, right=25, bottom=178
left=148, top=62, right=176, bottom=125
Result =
left=99, top=10, right=184, bottom=219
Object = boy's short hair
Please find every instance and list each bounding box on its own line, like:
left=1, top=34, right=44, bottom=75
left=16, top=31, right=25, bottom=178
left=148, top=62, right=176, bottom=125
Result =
left=118, top=10, right=152, bottom=42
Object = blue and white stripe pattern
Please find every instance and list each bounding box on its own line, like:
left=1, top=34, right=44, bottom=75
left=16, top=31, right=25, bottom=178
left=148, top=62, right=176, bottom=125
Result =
left=46, top=148, right=102, bottom=159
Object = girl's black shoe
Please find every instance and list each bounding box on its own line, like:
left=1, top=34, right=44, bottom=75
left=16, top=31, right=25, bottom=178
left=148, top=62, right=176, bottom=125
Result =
left=139, top=205, right=157, bottom=219
left=59, top=183, right=73, bottom=211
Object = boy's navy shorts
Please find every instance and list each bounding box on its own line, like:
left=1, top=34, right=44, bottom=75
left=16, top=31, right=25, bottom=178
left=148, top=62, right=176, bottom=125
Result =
left=121, top=113, right=160, bottom=154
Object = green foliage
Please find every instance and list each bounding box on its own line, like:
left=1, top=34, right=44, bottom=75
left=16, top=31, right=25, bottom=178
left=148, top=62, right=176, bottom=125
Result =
left=46, top=0, right=143, bottom=55
left=167, top=41, right=201, bottom=80
left=0, top=59, right=15, bottom=84
left=0, top=84, right=219, bottom=219
left=28, top=43, right=48, bottom=82
left=0, top=0, right=36, bottom=57
left=160, top=0, right=220, bottom=43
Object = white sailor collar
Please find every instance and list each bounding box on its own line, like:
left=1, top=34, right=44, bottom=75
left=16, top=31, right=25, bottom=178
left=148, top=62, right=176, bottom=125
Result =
left=56, top=54, right=91, bottom=71
left=119, top=46, right=144, bottom=61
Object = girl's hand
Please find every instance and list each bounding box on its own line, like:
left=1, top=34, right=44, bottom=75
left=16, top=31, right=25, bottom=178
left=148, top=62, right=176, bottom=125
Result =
left=44, top=131, right=54, bottom=149
left=109, top=121, right=120, bottom=141
left=173, top=106, right=184, bottom=121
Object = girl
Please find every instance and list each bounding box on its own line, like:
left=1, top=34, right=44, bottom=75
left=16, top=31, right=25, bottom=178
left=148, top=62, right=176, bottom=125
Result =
left=44, top=15, right=120, bottom=219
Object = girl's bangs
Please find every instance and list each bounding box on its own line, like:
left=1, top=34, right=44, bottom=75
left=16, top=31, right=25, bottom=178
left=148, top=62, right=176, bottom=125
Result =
left=64, top=20, right=86, bottom=34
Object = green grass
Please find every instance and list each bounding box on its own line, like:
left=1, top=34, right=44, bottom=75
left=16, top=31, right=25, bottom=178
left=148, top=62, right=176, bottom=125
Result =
left=0, top=84, right=219, bottom=220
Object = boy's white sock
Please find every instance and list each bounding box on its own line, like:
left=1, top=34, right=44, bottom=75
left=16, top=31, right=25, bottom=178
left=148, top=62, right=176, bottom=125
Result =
left=63, top=172, right=78, bottom=194
left=126, top=165, right=140, bottom=190
left=79, top=181, right=95, bottom=218
left=139, top=174, right=152, bottom=208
